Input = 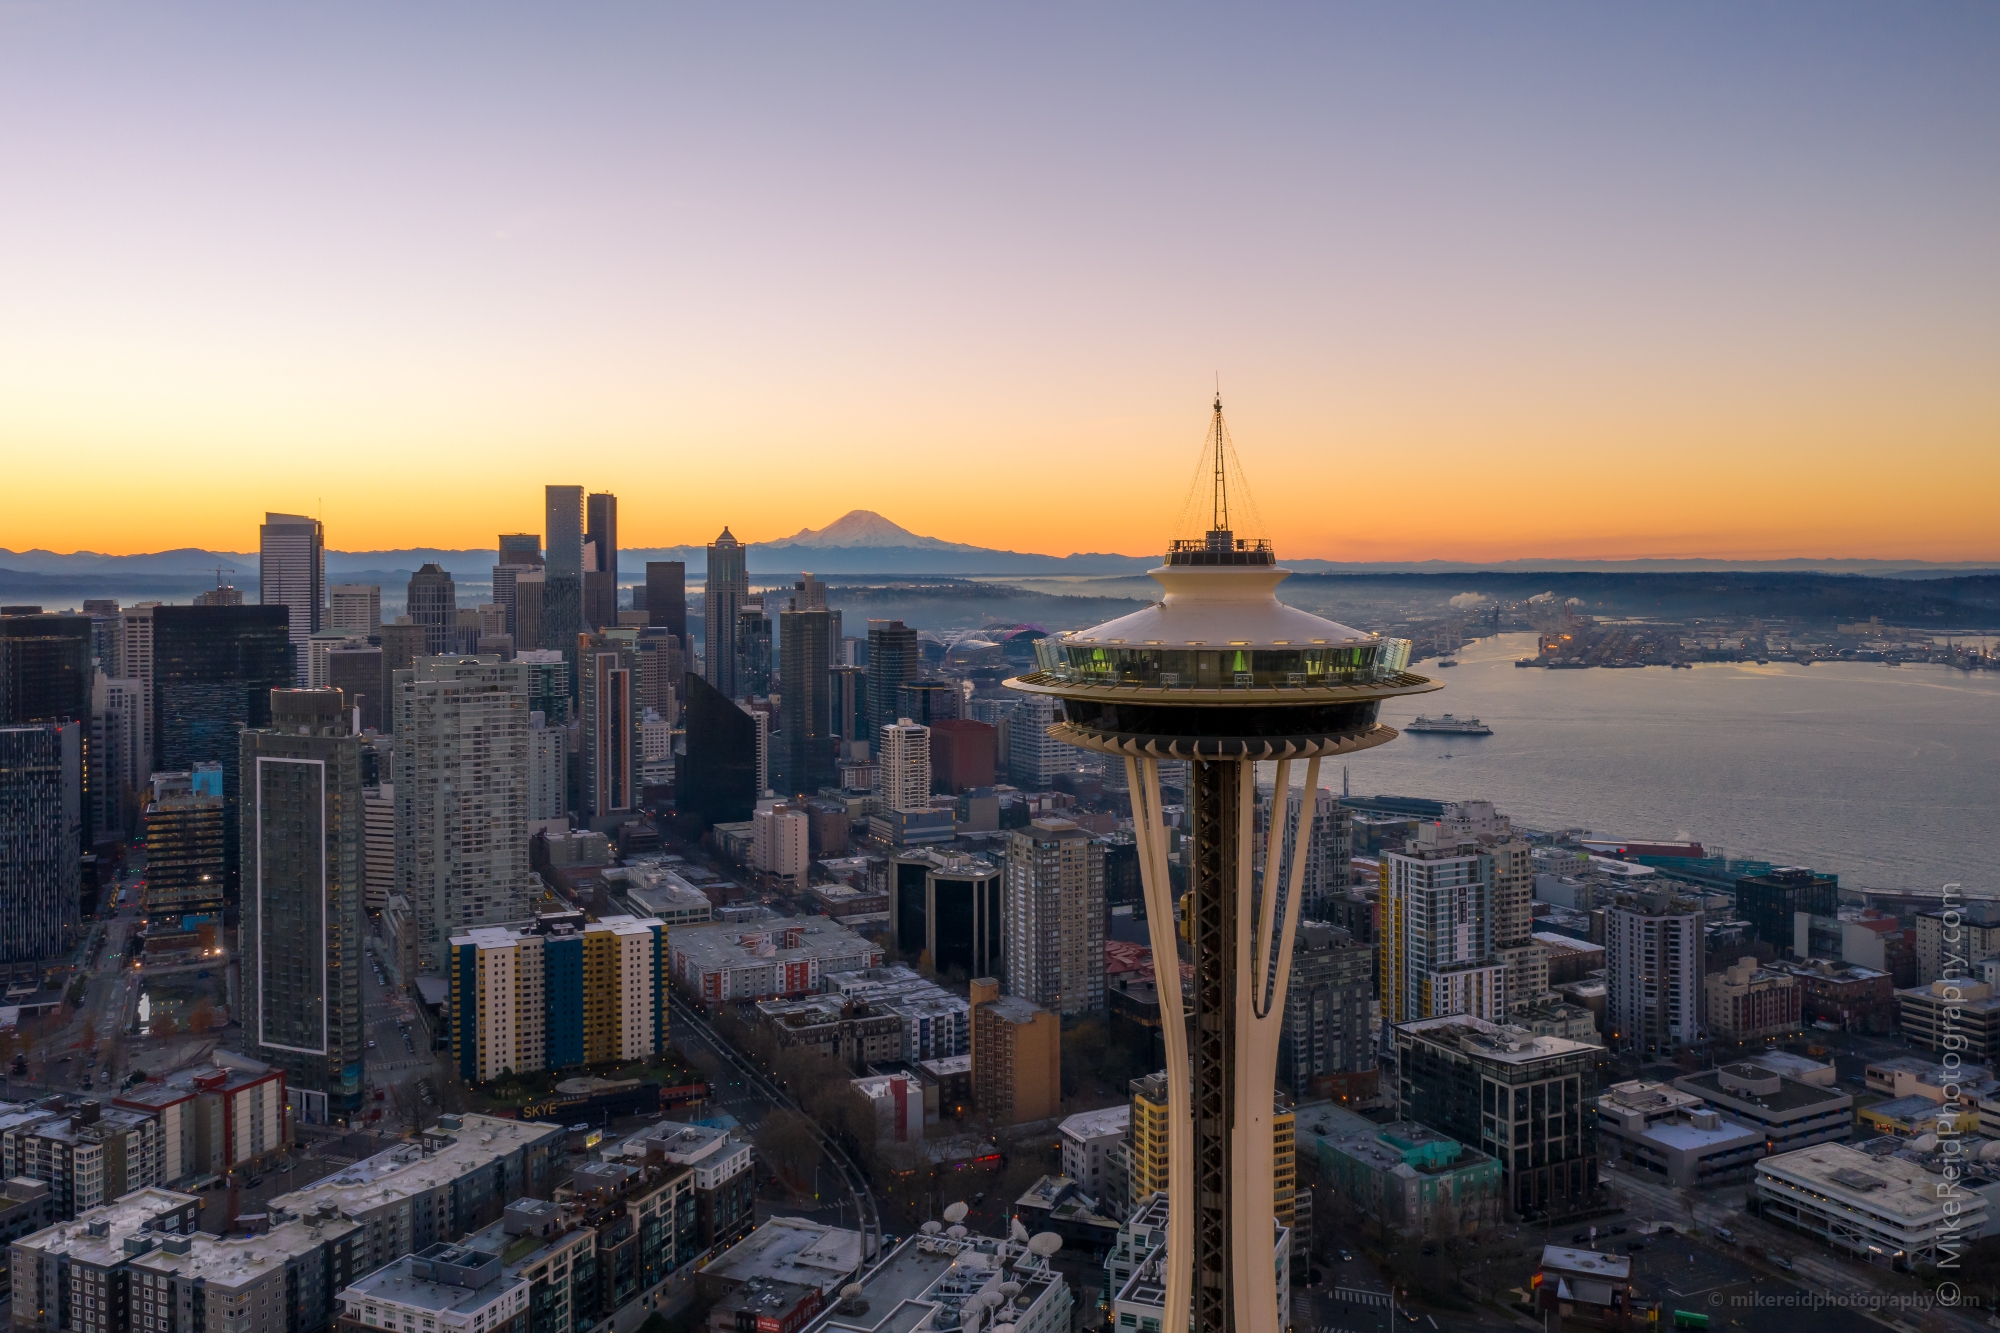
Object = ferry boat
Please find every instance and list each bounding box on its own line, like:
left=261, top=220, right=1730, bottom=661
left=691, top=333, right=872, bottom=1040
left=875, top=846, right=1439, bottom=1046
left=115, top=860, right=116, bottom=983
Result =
left=1404, top=713, right=1493, bottom=735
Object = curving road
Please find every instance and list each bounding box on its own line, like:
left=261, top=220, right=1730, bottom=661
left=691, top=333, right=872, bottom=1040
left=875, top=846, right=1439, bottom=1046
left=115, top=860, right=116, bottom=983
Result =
left=671, top=998, right=885, bottom=1268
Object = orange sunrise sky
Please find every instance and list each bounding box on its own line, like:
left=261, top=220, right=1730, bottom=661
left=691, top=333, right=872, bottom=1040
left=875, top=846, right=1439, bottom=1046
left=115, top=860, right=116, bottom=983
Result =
left=2, top=6, right=1995, bottom=563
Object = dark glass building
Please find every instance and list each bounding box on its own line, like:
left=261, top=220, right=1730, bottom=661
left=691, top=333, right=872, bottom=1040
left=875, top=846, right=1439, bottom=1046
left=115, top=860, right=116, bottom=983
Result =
left=325, top=642, right=385, bottom=732
left=1736, top=868, right=1839, bottom=955
left=891, top=848, right=1003, bottom=979
left=1, top=612, right=94, bottom=848
left=679, top=672, right=757, bottom=827
left=896, top=680, right=959, bottom=727
left=735, top=603, right=771, bottom=697
left=240, top=689, right=365, bottom=1113
left=152, top=604, right=292, bottom=902
left=0, top=721, right=83, bottom=965
left=645, top=561, right=688, bottom=656
left=865, top=620, right=919, bottom=738
left=778, top=606, right=834, bottom=796
left=545, top=485, right=585, bottom=703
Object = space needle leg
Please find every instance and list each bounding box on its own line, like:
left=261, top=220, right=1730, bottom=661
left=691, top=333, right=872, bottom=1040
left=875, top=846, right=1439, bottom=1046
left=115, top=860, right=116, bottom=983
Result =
left=1127, top=752, right=1192, bottom=1333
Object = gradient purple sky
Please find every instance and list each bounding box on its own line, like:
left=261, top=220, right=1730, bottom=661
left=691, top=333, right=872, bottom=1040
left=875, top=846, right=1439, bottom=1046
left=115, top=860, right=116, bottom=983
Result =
left=2, top=4, right=1994, bottom=559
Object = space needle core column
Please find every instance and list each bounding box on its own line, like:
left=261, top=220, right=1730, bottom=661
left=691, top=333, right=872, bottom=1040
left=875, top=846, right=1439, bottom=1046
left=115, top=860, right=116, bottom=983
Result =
left=1006, top=398, right=1439, bottom=1333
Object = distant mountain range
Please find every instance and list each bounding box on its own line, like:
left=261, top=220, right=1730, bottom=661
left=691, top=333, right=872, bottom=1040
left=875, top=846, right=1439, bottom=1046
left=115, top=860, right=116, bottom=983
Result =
left=2, top=509, right=1994, bottom=605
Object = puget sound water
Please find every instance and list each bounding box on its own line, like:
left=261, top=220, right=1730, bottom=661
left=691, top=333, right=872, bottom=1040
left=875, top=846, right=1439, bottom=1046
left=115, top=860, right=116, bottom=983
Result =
left=1331, top=632, right=2000, bottom=894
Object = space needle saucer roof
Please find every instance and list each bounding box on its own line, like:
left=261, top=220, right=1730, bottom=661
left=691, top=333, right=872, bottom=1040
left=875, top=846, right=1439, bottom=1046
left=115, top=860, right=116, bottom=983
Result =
left=1004, top=397, right=1439, bottom=758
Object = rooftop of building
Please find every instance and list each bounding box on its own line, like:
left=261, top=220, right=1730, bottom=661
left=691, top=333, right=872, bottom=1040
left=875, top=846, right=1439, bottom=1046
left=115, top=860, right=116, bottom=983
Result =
left=1675, top=1065, right=1851, bottom=1115
left=340, top=1241, right=521, bottom=1314
left=1758, top=1143, right=1984, bottom=1222
left=668, top=916, right=880, bottom=970
left=918, top=1054, right=972, bottom=1077
left=806, top=1229, right=1066, bottom=1333
left=1531, top=932, right=1605, bottom=954
left=1395, top=1015, right=1596, bottom=1065
left=270, top=1115, right=561, bottom=1216
left=11, top=1188, right=201, bottom=1265
left=607, top=1119, right=747, bottom=1167
left=1599, top=1081, right=1703, bottom=1114
left=974, top=994, right=1049, bottom=1026
left=1917, top=902, right=2000, bottom=926
left=1636, top=1116, right=1763, bottom=1151
left=1059, top=1105, right=1130, bottom=1141
left=702, top=1216, right=866, bottom=1294
left=1897, top=979, right=2000, bottom=1010
left=1293, top=1104, right=1490, bottom=1176
left=112, top=1064, right=277, bottom=1111
left=128, top=1213, right=361, bottom=1291
left=1539, top=1245, right=1630, bottom=1281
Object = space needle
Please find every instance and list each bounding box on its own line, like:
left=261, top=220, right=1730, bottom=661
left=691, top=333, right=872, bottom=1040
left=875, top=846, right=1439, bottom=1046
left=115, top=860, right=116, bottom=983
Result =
left=1006, top=398, right=1439, bottom=1333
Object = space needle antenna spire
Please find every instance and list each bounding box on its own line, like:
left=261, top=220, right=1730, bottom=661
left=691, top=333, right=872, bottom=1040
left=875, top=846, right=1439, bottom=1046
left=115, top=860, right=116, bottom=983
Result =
left=1211, top=392, right=1229, bottom=536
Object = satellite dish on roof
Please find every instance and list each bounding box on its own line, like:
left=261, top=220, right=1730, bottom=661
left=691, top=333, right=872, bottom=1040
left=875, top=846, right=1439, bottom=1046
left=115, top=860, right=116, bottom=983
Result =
left=994, top=1324, right=1018, bottom=1333
left=1981, top=1141, right=2000, bottom=1162
left=1010, top=1219, right=1029, bottom=1242
left=943, top=1202, right=970, bottom=1223
left=1028, top=1233, right=1062, bottom=1257
left=999, top=1282, right=1022, bottom=1298
left=947, top=1225, right=969, bottom=1238
left=842, top=1286, right=864, bottom=1300
left=1912, top=1133, right=1940, bottom=1152
left=921, top=1221, right=942, bottom=1235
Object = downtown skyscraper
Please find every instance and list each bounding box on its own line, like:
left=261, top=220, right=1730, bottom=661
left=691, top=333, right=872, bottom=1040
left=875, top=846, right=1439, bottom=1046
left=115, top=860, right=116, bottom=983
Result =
left=239, top=688, right=365, bottom=1114
left=585, top=491, right=619, bottom=631
left=0, top=721, right=82, bottom=965
left=259, top=513, right=325, bottom=685
left=703, top=528, right=748, bottom=698
left=778, top=581, right=834, bottom=796
left=544, top=486, right=585, bottom=697
left=579, top=633, right=638, bottom=825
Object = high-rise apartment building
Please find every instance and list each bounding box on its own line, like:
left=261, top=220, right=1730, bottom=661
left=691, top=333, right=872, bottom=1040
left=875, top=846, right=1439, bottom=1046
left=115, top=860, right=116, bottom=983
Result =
left=1378, top=821, right=1503, bottom=1025
left=896, top=680, right=959, bottom=728
left=1254, top=784, right=1353, bottom=922
left=635, top=628, right=681, bottom=726
left=1393, top=1015, right=1598, bottom=1218
left=753, top=803, right=811, bottom=887
left=240, top=689, right=365, bottom=1113
left=449, top=915, right=667, bottom=1082
left=393, top=656, right=533, bottom=969
left=91, top=672, right=146, bottom=838
left=969, top=977, right=1060, bottom=1126
left=544, top=486, right=585, bottom=700
left=583, top=492, right=619, bottom=632
left=875, top=720, right=931, bottom=813
left=681, top=673, right=758, bottom=827
left=141, top=767, right=226, bottom=923
left=1004, top=817, right=1106, bottom=1015
left=864, top=621, right=918, bottom=738
left=1006, top=691, right=1065, bottom=790
left=259, top=513, right=325, bottom=685
left=1604, top=893, right=1707, bottom=1053
left=1280, top=922, right=1376, bottom=1102
left=929, top=719, right=996, bottom=793
left=1126, top=1071, right=1297, bottom=1231
left=405, top=564, right=457, bottom=657
left=703, top=529, right=749, bottom=698
left=645, top=561, right=688, bottom=655
left=778, top=600, right=834, bottom=797
left=152, top=605, right=291, bottom=897
left=327, top=585, right=380, bottom=638
left=579, top=634, right=638, bottom=825
left=363, top=781, right=395, bottom=912
left=0, top=722, right=82, bottom=965
left=119, top=603, right=158, bottom=767
left=528, top=711, right=567, bottom=821
left=515, top=649, right=570, bottom=725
